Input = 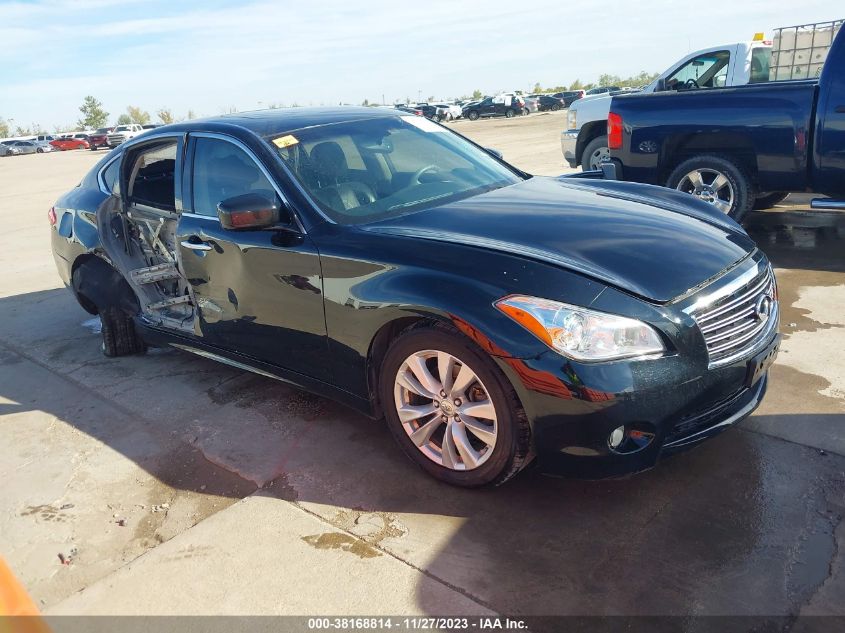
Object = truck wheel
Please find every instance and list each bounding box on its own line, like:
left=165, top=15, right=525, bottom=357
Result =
left=666, top=155, right=754, bottom=222
left=505, top=109, right=516, bottom=118
left=467, top=111, right=479, bottom=121
left=581, top=136, right=609, bottom=171
left=100, top=307, right=147, bottom=357
left=753, top=192, right=789, bottom=210
left=551, top=104, right=561, bottom=111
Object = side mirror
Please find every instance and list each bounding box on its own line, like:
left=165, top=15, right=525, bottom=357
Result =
left=485, top=147, right=503, bottom=159
left=655, top=78, right=667, bottom=93
left=217, top=193, right=282, bottom=230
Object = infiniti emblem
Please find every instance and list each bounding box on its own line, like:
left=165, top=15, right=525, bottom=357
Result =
left=754, top=295, right=773, bottom=322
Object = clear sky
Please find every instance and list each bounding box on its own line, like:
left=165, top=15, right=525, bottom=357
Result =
left=0, top=0, right=840, bottom=129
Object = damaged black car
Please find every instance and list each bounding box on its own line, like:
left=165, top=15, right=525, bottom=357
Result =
left=50, top=107, right=779, bottom=486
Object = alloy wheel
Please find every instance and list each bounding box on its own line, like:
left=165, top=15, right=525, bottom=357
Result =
left=588, top=146, right=610, bottom=170
left=676, top=168, right=734, bottom=214
left=393, top=350, right=498, bottom=471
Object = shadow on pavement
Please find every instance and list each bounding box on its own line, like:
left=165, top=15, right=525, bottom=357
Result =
left=0, top=286, right=843, bottom=617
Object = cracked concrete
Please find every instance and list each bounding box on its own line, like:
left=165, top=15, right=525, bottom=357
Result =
left=1, top=138, right=844, bottom=617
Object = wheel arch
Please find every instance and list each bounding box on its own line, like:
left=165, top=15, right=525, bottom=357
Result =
left=71, top=254, right=140, bottom=316
left=575, top=121, right=606, bottom=166
left=661, top=133, right=759, bottom=187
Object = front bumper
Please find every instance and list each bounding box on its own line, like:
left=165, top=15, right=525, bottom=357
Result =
left=496, top=331, right=778, bottom=479
left=561, top=130, right=578, bottom=168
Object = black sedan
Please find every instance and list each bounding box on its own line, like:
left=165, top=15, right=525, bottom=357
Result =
left=50, top=107, right=779, bottom=486
left=535, top=95, right=566, bottom=111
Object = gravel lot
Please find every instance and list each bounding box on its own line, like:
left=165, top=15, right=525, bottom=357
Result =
left=1, top=120, right=843, bottom=621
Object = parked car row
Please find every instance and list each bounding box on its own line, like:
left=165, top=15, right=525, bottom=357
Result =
left=1, top=123, right=164, bottom=157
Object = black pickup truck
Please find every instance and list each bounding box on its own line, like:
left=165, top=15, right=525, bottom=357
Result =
left=607, top=24, right=845, bottom=221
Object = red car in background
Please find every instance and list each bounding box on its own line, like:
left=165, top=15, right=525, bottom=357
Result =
left=87, top=127, right=113, bottom=150
left=50, top=136, right=90, bottom=151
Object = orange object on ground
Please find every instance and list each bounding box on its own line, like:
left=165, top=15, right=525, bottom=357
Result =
left=0, top=557, right=51, bottom=633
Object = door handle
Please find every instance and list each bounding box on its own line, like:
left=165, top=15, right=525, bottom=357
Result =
left=180, top=239, right=212, bottom=251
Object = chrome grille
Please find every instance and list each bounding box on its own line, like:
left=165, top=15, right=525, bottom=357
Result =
left=691, top=266, right=777, bottom=367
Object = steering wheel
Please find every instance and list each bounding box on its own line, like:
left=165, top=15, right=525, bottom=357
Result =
left=684, top=78, right=700, bottom=89
left=408, top=165, right=439, bottom=186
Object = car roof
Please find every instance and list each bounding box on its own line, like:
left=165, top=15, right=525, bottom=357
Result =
left=162, top=107, right=399, bottom=138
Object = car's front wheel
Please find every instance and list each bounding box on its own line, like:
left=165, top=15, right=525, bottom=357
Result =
left=581, top=135, right=609, bottom=171
left=467, top=111, right=479, bottom=121
left=380, top=323, right=531, bottom=487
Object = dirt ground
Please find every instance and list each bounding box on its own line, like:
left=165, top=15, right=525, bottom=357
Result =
left=1, top=119, right=843, bottom=623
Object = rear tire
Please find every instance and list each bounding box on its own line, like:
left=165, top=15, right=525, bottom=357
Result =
left=505, top=109, right=515, bottom=118
left=467, top=110, right=479, bottom=121
left=379, top=323, right=531, bottom=487
left=100, top=307, right=147, bottom=357
left=581, top=135, right=609, bottom=171
left=551, top=104, right=561, bottom=111
left=666, top=154, right=754, bottom=222
left=753, top=192, right=789, bottom=210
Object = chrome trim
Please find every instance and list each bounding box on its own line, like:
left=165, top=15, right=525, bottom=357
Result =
left=171, top=344, right=281, bottom=381
left=689, top=263, right=778, bottom=368
left=810, top=198, right=845, bottom=210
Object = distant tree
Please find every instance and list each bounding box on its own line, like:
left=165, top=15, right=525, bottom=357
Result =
left=0, top=118, right=9, bottom=138
left=116, top=113, right=132, bottom=125
left=598, top=74, right=622, bottom=87
left=472, top=89, right=483, bottom=99
left=14, top=125, right=31, bottom=136
left=77, top=96, right=109, bottom=129
left=186, top=109, right=197, bottom=120
left=361, top=98, right=370, bottom=106
left=125, top=105, right=151, bottom=125
left=533, top=82, right=542, bottom=93
left=569, top=79, right=584, bottom=91
left=426, top=95, right=434, bottom=102
left=157, top=108, right=174, bottom=124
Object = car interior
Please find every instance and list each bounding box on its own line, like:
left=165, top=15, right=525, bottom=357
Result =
left=273, top=117, right=519, bottom=224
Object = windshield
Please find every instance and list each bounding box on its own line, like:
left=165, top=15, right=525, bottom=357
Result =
left=115, top=126, right=130, bottom=132
left=267, top=115, right=523, bottom=225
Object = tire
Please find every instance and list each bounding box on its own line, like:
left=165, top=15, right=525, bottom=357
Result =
left=580, top=135, right=609, bottom=171
left=753, top=192, right=789, bottom=210
left=666, top=154, right=754, bottom=222
left=90, top=146, right=98, bottom=151
left=36, top=148, right=43, bottom=153
left=505, top=109, right=515, bottom=118
left=100, top=306, right=147, bottom=357
left=379, top=322, right=531, bottom=487
left=551, top=104, right=561, bottom=111
left=467, top=110, right=479, bottom=121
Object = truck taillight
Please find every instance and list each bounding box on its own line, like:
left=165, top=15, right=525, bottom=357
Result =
left=48, top=206, right=57, bottom=226
left=608, top=112, right=623, bottom=150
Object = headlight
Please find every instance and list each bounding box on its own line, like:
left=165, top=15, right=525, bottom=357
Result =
left=567, top=108, right=577, bottom=130
left=496, top=295, right=665, bottom=361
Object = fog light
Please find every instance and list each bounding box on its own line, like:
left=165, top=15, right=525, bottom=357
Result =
left=608, top=426, right=625, bottom=449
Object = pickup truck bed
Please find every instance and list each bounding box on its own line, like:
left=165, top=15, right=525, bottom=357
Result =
left=608, top=19, right=845, bottom=221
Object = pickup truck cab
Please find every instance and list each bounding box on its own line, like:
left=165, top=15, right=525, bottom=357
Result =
left=107, top=124, right=145, bottom=148
left=562, top=39, right=773, bottom=170
left=607, top=20, right=845, bottom=221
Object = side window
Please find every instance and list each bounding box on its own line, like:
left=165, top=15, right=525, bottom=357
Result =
left=191, top=137, right=276, bottom=218
left=667, top=50, right=731, bottom=89
left=127, top=142, right=177, bottom=210
left=102, top=159, right=121, bottom=194
left=749, top=47, right=771, bottom=83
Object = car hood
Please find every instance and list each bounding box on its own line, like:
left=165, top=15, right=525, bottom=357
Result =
left=362, top=176, right=756, bottom=303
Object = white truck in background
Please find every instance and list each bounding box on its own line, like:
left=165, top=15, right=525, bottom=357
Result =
left=562, top=21, right=843, bottom=171
left=562, top=39, right=774, bottom=171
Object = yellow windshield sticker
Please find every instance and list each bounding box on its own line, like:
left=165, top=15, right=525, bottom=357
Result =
left=273, top=135, right=299, bottom=148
